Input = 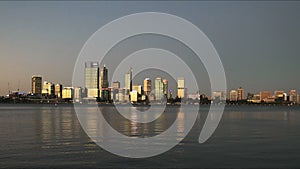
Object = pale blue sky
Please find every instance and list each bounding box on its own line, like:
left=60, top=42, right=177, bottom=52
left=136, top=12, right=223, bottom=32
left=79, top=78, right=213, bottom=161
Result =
left=1, top=1, right=300, bottom=96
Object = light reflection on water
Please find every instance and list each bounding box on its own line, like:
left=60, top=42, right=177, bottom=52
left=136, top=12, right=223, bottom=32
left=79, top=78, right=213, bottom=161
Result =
left=1, top=105, right=300, bottom=168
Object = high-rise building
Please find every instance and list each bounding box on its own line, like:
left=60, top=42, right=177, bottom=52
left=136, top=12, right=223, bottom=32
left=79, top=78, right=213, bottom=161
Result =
left=125, top=67, right=132, bottom=94
left=230, top=90, right=238, bottom=101
left=163, top=79, right=168, bottom=98
left=297, top=94, right=300, bottom=104
left=62, top=87, right=74, bottom=100
left=155, top=77, right=164, bottom=101
left=55, top=84, right=62, bottom=98
left=31, top=75, right=42, bottom=98
left=260, top=91, right=272, bottom=101
left=132, top=84, right=142, bottom=95
left=289, top=90, right=297, bottom=103
left=74, top=87, right=82, bottom=103
left=274, top=90, right=285, bottom=102
left=42, top=81, right=54, bottom=96
left=237, top=87, right=244, bottom=100
left=85, top=61, right=99, bottom=98
left=100, top=65, right=109, bottom=101
left=212, top=91, right=227, bottom=101
left=177, top=77, right=185, bottom=98
left=143, top=78, right=151, bottom=96
left=130, top=90, right=138, bottom=102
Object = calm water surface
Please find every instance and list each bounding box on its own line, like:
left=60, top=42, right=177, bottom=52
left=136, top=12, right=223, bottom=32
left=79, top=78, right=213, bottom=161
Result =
left=1, top=104, right=300, bottom=168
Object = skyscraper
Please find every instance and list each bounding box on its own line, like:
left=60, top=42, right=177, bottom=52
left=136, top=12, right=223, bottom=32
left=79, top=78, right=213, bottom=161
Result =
left=125, top=67, right=132, bottom=94
left=100, top=65, right=109, bottom=101
left=42, top=81, right=54, bottom=97
left=230, top=90, right=238, bottom=101
left=143, top=78, right=151, bottom=96
left=85, top=61, right=99, bottom=98
left=177, top=77, right=185, bottom=98
left=289, top=90, right=297, bottom=103
left=155, top=77, right=164, bottom=101
left=31, top=75, right=42, bottom=98
left=237, top=87, right=244, bottom=100
left=163, top=79, right=168, bottom=98
left=55, top=84, right=62, bottom=98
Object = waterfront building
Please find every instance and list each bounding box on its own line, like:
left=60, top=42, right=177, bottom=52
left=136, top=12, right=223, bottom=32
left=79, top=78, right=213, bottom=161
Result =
left=289, top=90, right=297, bottom=103
left=297, top=94, right=300, bottom=104
left=74, top=87, right=82, bottom=103
left=112, top=81, right=120, bottom=101
left=85, top=61, right=99, bottom=98
left=42, top=81, right=54, bottom=97
left=143, top=78, right=151, bottom=96
left=177, top=77, right=185, bottom=98
left=230, top=90, right=238, bottom=101
left=163, top=79, right=168, bottom=99
left=100, top=65, right=109, bottom=101
left=62, top=87, right=74, bottom=100
left=125, top=67, right=132, bottom=94
left=132, top=84, right=142, bottom=95
left=212, top=91, right=226, bottom=101
left=155, top=77, right=164, bottom=101
left=55, top=84, right=62, bottom=98
left=260, top=91, right=273, bottom=102
left=274, top=90, right=285, bottom=102
left=31, top=75, right=42, bottom=98
left=237, top=87, right=244, bottom=100
left=130, top=90, right=138, bottom=103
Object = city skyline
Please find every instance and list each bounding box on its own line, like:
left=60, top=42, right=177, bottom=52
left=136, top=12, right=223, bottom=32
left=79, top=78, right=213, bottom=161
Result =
left=4, top=62, right=300, bottom=104
left=1, top=2, right=300, bottom=95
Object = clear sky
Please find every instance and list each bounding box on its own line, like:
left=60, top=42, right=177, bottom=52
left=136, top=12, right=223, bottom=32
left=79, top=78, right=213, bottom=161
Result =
left=1, top=1, right=300, bottom=96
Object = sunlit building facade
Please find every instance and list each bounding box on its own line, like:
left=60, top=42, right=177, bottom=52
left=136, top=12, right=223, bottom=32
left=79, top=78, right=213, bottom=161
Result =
left=155, top=77, right=164, bottom=101
left=55, top=84, right=62, bottom=98
left=177, top=77, right=185, bottom=98
left=125, top=67, right=132, bottom=94
left=237, top=87, right=244, bottom=100
left=230, top=90, right=238, bottom=101
left=85, top=61, right=99, bottom=98
left=143, top=78, right=151, bottom=96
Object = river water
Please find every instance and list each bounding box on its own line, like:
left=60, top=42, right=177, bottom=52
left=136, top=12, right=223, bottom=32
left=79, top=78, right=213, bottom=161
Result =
left=1, top=104, right=300, bottom=168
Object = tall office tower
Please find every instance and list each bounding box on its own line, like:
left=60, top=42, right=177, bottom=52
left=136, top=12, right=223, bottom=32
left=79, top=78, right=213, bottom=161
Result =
left=125, top=67, right=132, bottom=94
left=31, top=75, right=42, bottom=98
left=289, top=90, right=297, bottom=103
left=42, top=81, right=54, bottom=96
left=237, top=87, right=244, bottom=100
left=155, top=77, right=164, bottom=101
left=55, top=84, right=62, bottom=98
left=85, top=61, right=99, bottom=98
left=100, top=65, right=109, bottom=101
left=74, top=87, right=82, bottom=103
left=230, top=90, right=238, bottom=101
left=177, top=77, right=185, bottom=98
left=143, top=78, right=151, bottom=96
left=163, top=79, right=168, bottom=98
